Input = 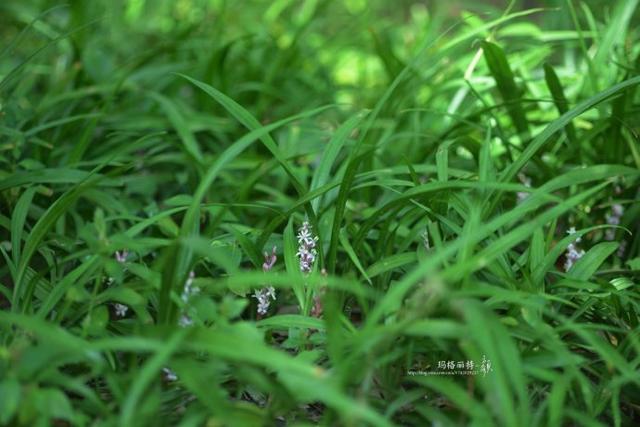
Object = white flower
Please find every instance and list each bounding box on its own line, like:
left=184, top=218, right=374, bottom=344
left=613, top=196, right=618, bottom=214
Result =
left=421, top=229, right=430, bottom=250
left=254, top=286, right=276, bottom=316
left=162, top=367, right=178, bottom=382
left=296, top=220, right=318, bottom=274
left=114, top=303, right=128, bottom=317
left=516, top=173, right=532, bottom=204
left=181, top=271, right=198, bottom=303
left=178, top=271, right=198, bottom=327
left=178, top=315, right=193, bottom=327
left=564, top=242, right=585, bottom=272
left=264, top=286, right=276, bottom=300
left=566, top=226, right=581, bottom=243
left=563, top=227, right=586, bottom=271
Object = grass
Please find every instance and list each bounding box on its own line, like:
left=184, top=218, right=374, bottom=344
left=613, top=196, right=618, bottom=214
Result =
left=0, top=0, right=639, bottom=426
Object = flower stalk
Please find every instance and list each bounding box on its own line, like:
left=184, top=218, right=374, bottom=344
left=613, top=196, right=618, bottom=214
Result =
left=179, top=271, right=198, bottom=327
left=605, top=204, right=623, bottom=241
left=296, top=220, right=318, bottom=274
left=253, top=246, right=277, bottom=316
left=564, top=227, right=585, bottom=272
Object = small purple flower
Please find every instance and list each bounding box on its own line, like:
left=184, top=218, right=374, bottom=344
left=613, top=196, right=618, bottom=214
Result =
left=263, top=246, right=277, bottom=272
left=612, top=204, right=624, bottom=216
left=605, top=204, right=624, bottom=241
left=617, top=240, right=627, bottom=258
left=115, top=250, right=129, bottom=263
left=564, top=228, right=585, bottom=272
left=254, top=248, right=278, bottom=316
left=296, top=220, right=318, bottom=274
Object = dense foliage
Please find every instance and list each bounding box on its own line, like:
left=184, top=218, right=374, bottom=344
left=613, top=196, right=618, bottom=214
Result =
left=1, top=0, right=639, bottom=426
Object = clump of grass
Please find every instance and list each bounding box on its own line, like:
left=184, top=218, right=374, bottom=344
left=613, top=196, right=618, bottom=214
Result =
left=1, top=1, right=639, bottom=426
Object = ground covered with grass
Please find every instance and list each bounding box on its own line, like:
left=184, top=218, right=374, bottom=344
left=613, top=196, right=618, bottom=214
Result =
left=1, top=0, right=639, bottom=426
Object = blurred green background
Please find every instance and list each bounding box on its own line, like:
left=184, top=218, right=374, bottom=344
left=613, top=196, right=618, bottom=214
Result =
left=1, top=1, right=639, bottom=426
